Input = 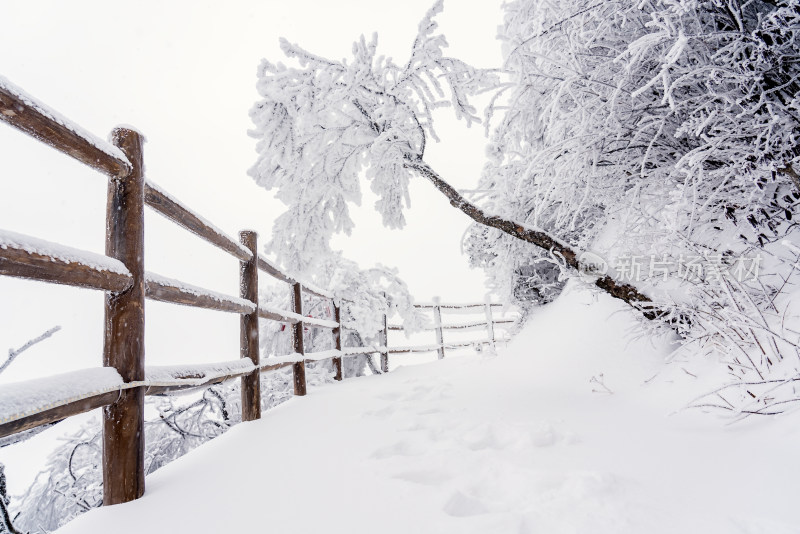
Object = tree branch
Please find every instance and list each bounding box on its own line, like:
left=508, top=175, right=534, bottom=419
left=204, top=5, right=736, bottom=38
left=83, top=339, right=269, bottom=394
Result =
left=1, top=326, right=61, bottom=377
left=404, top=157, right=667, bottom=321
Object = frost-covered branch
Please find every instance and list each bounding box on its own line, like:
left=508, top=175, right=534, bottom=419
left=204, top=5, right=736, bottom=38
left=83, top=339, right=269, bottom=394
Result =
left=249, top=1, right=496, bottom=276
left=1, top=326, right=61, bottom=377
left=1, top=327, right=61, bottom=534
left=249, top=0, right=669, bottom=320
left=405, top=158, right=661, bottom=315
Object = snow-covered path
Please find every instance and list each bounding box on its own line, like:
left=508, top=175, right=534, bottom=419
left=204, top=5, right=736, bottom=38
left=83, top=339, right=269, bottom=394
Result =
left=56, top=285, right=800, bottom=533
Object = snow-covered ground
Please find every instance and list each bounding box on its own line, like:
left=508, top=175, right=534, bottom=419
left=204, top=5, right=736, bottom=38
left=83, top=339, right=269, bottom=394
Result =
left=54, top=283, right=800, bottom=533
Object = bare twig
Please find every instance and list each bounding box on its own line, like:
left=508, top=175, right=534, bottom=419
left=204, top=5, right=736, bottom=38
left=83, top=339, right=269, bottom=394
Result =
left=1, top=326, right=61, bottom=376
left=590, top=374, right=613, bottom=394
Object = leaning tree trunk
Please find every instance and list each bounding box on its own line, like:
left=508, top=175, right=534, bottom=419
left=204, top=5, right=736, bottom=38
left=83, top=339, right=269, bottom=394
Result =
left=405, top=158, right=666, bottom=322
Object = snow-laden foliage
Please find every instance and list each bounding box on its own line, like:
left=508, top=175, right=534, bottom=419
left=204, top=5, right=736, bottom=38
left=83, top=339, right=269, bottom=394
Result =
left=321, top=255, right=428, bottom=339
left=469, top=0, right=800, bottom=302
left=259, top=281, right=371, bottom=378
left=249, top=0, right=497, bottom=276
left=259, top=256, right=428, bottom=378
left=465, top=0, right=800, bottom=415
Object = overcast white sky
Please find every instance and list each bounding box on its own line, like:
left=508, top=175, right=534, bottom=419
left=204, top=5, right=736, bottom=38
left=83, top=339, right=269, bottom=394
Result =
left=0, top=1, right=504, bottom=381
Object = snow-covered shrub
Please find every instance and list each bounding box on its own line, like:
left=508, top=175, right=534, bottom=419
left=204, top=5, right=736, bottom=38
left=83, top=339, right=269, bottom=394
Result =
left=464, top=0, right=800, bottom=415
left=470, top=0, right=800, bottom=301
left=259, top=254, right=428, bottom=378
left=259, top=281, right=368, bottom=379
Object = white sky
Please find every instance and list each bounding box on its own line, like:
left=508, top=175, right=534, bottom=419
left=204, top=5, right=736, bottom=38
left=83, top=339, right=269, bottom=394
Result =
left=0, top=0, right=504, bottom=381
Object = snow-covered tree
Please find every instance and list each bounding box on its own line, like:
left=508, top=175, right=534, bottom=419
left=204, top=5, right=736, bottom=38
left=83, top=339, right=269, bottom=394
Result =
left=251, top=0, right=800, bottom=413
left=249, top=0, right=662, bottom=319
left=469, top=0, right=800, bottom=307
left=468, top=0, right=800, bottom=413
left=248, top=0, right=492, bottom=277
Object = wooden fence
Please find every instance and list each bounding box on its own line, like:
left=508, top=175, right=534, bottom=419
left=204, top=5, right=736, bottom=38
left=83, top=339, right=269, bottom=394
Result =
left=0, top=78, right=515, bottom=507
left=385, top=299, right=514, bottom=365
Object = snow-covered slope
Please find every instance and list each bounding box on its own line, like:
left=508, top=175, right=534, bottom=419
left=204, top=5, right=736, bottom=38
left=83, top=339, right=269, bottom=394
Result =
left=55, top=283, right=800, bottom=533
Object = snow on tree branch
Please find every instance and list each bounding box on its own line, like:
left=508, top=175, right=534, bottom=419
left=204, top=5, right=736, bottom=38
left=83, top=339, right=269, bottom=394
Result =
left=0, top=326, right=61, bottom=377
left=249, top=0, right=497, bottom=276
left=464, top=0, right=800, bottom=412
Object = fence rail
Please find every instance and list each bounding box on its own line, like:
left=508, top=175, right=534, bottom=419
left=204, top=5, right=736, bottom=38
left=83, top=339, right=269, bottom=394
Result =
left=144, top=181, right=252, bottom=262
left=385, top=301, right=515, bottom=359
left=0, top=77, right=517, bottom=507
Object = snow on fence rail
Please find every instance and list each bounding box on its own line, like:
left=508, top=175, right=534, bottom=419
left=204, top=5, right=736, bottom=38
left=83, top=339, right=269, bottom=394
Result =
left=0, top=78, right=517, bottom=509
left=385, top=301, right=516, bottom=362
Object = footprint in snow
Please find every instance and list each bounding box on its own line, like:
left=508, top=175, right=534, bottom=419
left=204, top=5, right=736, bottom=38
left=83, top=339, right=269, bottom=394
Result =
left=456, top=420, right=577, bottom=452
left=460, top=423, right=501, bottom=451
left=370, top=440, right=423, bottom=460
left=363, top=405, right=397, bottom=418
left=459, top=422, right=531, bottom=451
left=376, top=391, right=404, bottom=402
left=397, top=420, right=427, bottom=432
left=415, top=407, right=445, bottom=416
left=442, top=490, right=490, bottom=517
left=391, top=468, right=452, bottom=486
left=529, top=420, right=581, bottom=447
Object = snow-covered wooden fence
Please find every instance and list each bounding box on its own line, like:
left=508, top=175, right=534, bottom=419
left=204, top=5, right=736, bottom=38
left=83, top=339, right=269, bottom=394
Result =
left=385, top=300, right=515, bottom=367
left=0, top=78, right=515, bottom=507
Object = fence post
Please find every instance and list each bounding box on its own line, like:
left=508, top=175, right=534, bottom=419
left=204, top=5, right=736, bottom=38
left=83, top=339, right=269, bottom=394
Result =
left=103, top=127, right=145, bottom=506
left=292, top=282, right=307, bottom=395
left=484, top=299, right=496, bottom=351
left=380, top=309, right=389, bottom=373
left=332, top=302, right=343, bottom=381
left=433, top=296, right=445, bottom=359
left=239, top=231, right=260, bottom=421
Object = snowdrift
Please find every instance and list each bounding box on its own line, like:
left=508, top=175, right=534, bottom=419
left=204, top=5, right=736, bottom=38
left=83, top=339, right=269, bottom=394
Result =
left=54, top=283, right=800, bottom=533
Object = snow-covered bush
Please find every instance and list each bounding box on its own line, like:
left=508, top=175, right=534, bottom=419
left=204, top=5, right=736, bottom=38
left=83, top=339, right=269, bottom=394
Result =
left=465, top=0, right=800, bottom=415
left=470, top=0, right=800, bottom=305
left=259, top=255, right=428, bottom=377
left=259, top=281, right=367, bottom=378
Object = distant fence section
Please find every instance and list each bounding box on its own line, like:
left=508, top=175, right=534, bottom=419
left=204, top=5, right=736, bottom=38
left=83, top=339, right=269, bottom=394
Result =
left=386, top=299, right=515, bottom=363
left=0, top=78, right=518, bottom=507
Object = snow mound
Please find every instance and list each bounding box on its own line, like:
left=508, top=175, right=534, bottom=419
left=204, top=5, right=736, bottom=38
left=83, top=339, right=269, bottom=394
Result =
left=54, top=284, right=800, bottom=533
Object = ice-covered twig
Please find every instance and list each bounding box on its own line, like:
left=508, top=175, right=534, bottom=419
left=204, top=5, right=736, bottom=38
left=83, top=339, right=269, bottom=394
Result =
left=1, top=325, right=61, bottom=376
left=589, top=374, right=613, bottom=394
